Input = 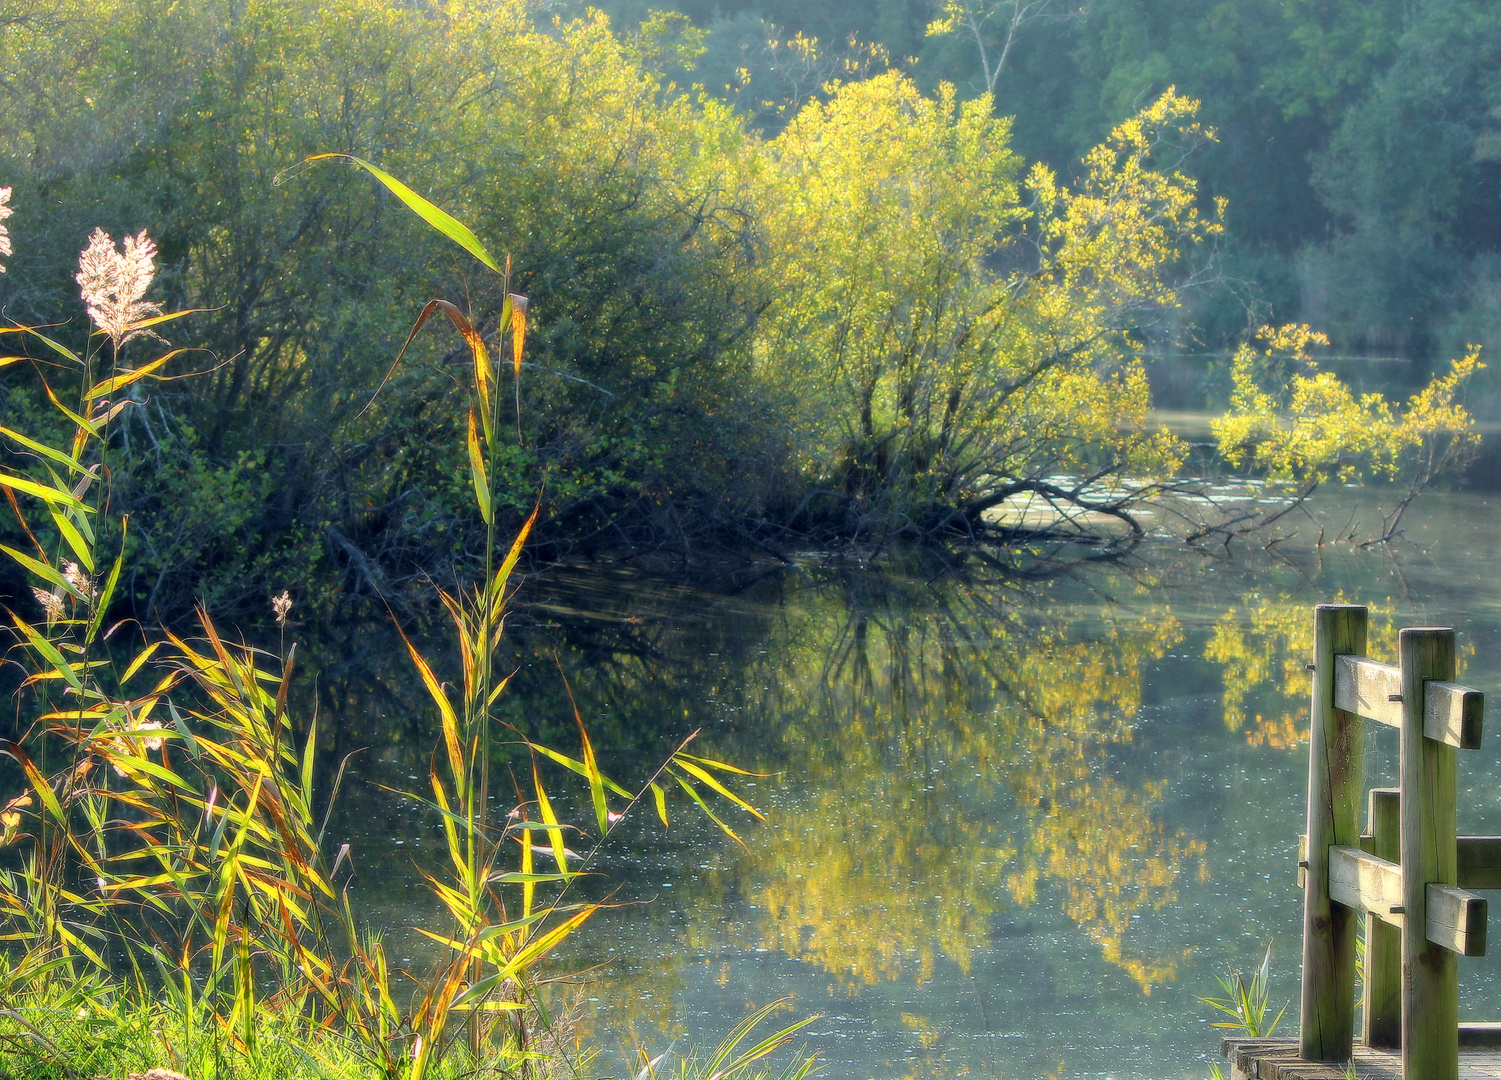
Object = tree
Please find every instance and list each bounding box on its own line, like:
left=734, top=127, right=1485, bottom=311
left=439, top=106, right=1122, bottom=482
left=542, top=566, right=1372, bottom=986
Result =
left=1302, top=0, right=1501, bottom=360
left=760, top=78, right=1221, bottom=538
left=0, top=0, right=786, bottom=614
left=925, top=0, right=1079, bottom=96
left=1213, top=324, right=1482, bottom=541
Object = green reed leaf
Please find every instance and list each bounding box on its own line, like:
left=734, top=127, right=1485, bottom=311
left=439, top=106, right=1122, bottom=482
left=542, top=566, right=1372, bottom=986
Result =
left=574, top=700, right=609, bottom=836
left=673, top=756, right=764, bottom=820
left=87, top=351, right=181, bottom=400
left=0, top=424, right=89, bottom=475
left=302, top=154, right=502, bottom=274
left=0, top=544, right=88, bottom=604
left=467, top=407, right=491, bottom=524
left=10, top=613, right=83, bottom=693
left=673, top=773, right=743, bottom=846
left=397, top=624, right=464, bottom=786
left=0, top=474, right=87, bottom=512
left=527, top=740, right=633, bottom=798
left=48, top=508, right=93, bottom=572
left=674, top=751, right=765, bottom=777
left=533, top=763, right=571, bottom=880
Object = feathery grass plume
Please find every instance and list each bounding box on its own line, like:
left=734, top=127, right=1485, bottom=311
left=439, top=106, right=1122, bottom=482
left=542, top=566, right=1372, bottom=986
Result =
left=29, top=586, right=63, bottom=625
left=75, top=227, right=161, bottom=349
left=61, top=561, right=94, bottom=602
left=0, top=187, right=12, bottom=272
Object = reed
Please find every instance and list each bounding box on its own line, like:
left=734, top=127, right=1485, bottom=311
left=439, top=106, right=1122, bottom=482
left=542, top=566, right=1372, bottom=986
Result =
left=0, top=186, right=814, bottom=1080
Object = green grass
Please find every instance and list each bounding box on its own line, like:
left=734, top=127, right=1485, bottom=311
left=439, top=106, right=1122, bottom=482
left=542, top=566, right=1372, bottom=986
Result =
left=0, top=977, right=589, bottom=1080
left=0, top=978, right=818, bottom=1080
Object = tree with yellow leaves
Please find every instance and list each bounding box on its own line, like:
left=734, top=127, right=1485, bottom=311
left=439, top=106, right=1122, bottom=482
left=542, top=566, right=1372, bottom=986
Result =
left=1213, top=324, right=1482, bottom=541
left=760, top=78, right=1221, bottom=541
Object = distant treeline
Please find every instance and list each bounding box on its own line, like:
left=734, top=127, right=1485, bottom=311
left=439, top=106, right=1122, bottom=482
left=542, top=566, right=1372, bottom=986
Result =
left=0, top=0, right=1479, bottom=619
left=583, top=0, right=1501, bottom=374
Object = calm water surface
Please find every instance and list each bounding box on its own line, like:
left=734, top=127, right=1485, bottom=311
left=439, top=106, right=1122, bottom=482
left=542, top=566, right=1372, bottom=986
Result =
left=322, top=487, right=1501, bottom=1080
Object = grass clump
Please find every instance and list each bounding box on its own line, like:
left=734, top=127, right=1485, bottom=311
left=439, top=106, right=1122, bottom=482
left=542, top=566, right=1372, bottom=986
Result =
left=0, top=979, right=509, bottom=1080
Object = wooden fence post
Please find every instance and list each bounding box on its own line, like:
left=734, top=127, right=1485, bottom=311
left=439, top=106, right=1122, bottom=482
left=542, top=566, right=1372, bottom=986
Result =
left=1300, top=603, right=1367, bottom=1061
left=1402, top=627, right=1459, bottom=1080
left=1364, top=787, right=1401, bottom=1048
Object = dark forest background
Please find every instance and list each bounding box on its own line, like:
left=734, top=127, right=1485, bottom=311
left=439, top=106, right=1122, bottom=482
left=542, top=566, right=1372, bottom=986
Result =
left=607, top=0, right=1501, bottom=368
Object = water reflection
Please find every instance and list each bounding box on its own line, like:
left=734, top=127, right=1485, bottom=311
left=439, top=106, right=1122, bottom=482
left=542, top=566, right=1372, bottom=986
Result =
left=311, top=490, right=1501, bottom=1079
left=704, top=578, right=1206, bottom=997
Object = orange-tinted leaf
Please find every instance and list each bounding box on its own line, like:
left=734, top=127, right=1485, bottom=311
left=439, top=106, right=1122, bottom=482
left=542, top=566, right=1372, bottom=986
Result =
left=509, top=294, right=528, bottom=379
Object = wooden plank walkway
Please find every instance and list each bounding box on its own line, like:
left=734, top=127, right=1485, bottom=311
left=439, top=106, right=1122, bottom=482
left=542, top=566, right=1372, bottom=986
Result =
left=1222, top=1038, right=1501, bottom=1079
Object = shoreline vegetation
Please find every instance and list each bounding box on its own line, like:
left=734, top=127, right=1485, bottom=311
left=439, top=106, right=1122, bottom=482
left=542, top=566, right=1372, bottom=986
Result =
left=0, top=202, right=813, bottom=1079
left=0, top=2, right=1488, bottom=1076
left=0, top=0, right=1485, bottom=626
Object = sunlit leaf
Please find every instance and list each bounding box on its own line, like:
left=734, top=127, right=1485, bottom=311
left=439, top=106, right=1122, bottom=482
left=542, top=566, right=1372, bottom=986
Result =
left=10, top=613, right=84, bottom=693
left=510, top=294, right=528, bottom=379
left=532, top=762, right=570, bottom=880
left=488, top=504, right=539, bottom=610
left=87, top=351, right=183, bottom=400
left=467, top=407, right=491, bottom=524
left=0, top=424, right=89, bottom=475
left=48, top=508, right=93, bottom=572
left=397, top=623, right=463, bottom=783
left=83, top=528, right=122, bottom=644
left=0, top=474, right=87, bottom=512
left=673, top=773, right=743, bottom=846
left=302, top=153, right=502, bottom=274
left=672, top=756, right=765, bottom=820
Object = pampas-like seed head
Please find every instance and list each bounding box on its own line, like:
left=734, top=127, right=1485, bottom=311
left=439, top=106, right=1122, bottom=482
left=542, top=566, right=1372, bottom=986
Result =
left=75, top=227, right=161, bottom=349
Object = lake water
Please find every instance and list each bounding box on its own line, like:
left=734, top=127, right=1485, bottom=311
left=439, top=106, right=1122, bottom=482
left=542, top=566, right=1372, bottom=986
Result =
left=321, top=484, right=1501, bottom=1080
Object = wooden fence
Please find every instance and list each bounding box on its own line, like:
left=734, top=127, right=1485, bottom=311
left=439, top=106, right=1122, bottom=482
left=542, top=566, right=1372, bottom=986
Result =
left=1296, top=603, right=1499, bottom=1079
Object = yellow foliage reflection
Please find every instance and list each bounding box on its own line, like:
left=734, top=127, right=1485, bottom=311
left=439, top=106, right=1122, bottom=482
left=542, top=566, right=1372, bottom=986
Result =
left=708, top=578, right=1205, bottom=995
left=1206, top=594, right=1404, bottom=748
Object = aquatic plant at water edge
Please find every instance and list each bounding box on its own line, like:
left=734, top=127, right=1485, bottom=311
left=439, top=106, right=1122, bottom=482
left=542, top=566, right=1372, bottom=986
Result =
left=1198, top=944, right=1287, bottom=1038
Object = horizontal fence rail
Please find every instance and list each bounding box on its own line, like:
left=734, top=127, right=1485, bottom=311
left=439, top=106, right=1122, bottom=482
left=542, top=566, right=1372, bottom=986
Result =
left=1333, top=654, right=1483, bottom=748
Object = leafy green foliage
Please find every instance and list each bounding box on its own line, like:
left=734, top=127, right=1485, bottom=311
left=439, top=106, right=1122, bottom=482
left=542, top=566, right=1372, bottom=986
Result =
left=1303, top=0, right=1501, bottom=360
left=0, top=208, right=777, bottom=1079
left=0, top=0, right=1491, bottom=615
left=1197, top=945, right=1288, bottom=1038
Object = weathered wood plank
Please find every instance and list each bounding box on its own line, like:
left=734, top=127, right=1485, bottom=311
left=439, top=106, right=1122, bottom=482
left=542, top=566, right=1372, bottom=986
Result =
left=1428, top=680, right=1485, bottom=750
left=1321, top=845, right=1485, bottom=955
left=1402, top=626, right=1459, bottom=1080
left=1429, top=884, right=1488, bottom=958
left=1300, top=604, right=1366, bottom=1063
left=1328, top=845, right=1401, bottom=924
left=1304, top=832, right=1501, bottom=890
left=1332, top=654, right=1483, bottom=748
left=1460, top=1024, right=1501, bottom=1048
left=1221, top=1038, right=1501, bottom=1080
left=1364, top=788, right=1401, bottom=1049
left=1336, top=655, right=1402, bottom=726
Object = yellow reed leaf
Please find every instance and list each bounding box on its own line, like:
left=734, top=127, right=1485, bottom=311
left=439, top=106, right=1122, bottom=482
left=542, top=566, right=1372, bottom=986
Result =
left=509, top=294, right=528, bottom=378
